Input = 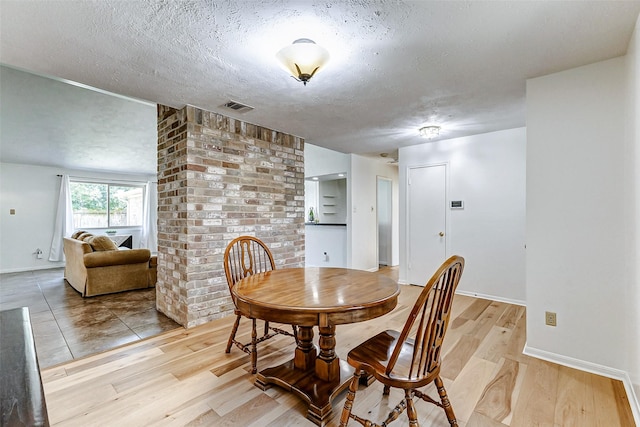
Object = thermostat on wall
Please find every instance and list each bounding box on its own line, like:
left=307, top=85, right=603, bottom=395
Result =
left=450, top=200, right=464, bottom=209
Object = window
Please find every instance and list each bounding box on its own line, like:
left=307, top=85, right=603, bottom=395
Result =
left=70, top=181, right=145, bottom=229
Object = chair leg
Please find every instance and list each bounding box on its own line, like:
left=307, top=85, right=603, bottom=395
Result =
left=435, top=376, right=458, bottom=426
left=339, top=370, right=361, bottom=426
left=383, top=384, right=391, bottom=395
left=405, top=389, right=419, bottom=427
left=251, top=318, right=258, bottom=374
left=226, top=314, right=242, bottom=353
left=264, top=320, right=269, bottom=337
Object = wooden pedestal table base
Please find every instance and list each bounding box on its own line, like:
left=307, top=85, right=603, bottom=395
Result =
left=232, top=267, right=399, bottom=426
left=255, top=325, right=351, bottom=425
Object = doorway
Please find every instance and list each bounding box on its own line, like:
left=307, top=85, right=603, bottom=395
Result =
left=377, top=176, right=392, bottom=266
left=407, top=164, right=447, bottom=285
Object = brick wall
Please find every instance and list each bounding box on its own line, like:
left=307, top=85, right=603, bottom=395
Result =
left=156, top=105, right=305, bottom=327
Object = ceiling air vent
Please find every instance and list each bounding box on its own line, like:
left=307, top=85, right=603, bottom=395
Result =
left=221, top=100, right=254, bottom=113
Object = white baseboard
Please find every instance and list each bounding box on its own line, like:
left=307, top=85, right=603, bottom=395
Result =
left=524, top=344, right=640, bottom=426
left=455, top=289, right=526, bottom=307
left=395, top=285, right=527, bottom=308
left=0, top=264, right=64, bottom=274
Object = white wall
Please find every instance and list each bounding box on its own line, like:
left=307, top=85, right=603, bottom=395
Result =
left=305, top=144, right=399, bottom=271
left=348, top=155, right=399, bottom=271
left=526, top=57, right=630, bottom=372
left=0, top=162, right=155, bottom=273
left=304, top=143, right=350, bottom=177
left=304, top=144, right=350, bottom=267
left=626, top=13, right=640, bottom=405
left=305, top=225, right=347, bottom=267
left=398, top=128, right=527, bottom=303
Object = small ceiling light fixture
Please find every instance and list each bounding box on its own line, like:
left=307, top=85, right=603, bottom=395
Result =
left=419, top=125, right=441, bottom=139
left=276, top=38, right=330, bottom=86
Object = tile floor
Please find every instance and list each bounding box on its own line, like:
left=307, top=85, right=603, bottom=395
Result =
left=0, top=268, right=181, bottom=368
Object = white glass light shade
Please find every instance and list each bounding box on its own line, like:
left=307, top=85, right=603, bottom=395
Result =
left=276, top=39, right=330, bottom=85
left=419, top=126, right=441, bottom=139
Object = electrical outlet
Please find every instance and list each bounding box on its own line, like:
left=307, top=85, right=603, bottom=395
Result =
left=545, top=311, right=557, bottom=327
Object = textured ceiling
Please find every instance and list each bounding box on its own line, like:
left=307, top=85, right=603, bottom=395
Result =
left=0, top=66, right=157, bottom=174
left=1, top=1, right=640, bottom=175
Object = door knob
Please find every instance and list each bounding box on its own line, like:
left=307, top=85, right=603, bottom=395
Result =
left=439, top=232, right=445, bottom=237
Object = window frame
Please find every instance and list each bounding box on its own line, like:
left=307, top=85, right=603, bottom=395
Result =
left=69, top=178, right=146, bottom=230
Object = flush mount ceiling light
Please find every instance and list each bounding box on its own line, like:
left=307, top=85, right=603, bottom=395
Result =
left=276, top=38, right=330, bottom=86
left=419, top=125, right=441, bottom=139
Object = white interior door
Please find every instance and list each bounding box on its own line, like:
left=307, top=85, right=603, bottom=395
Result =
left=377, top=177, right=392, bottom=266
left=407, top=164, right=447, bottom=285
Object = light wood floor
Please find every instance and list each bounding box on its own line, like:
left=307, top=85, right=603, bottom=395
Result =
left=40, top=282, right=635, bottom=427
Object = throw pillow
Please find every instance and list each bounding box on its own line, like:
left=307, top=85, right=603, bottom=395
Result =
left=89, top=235, right=118, bottom=251
left=77, top=232, right=93, bottom=241
left=71, top=230, right=85, bottom=239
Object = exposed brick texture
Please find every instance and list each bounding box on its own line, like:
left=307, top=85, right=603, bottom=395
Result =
left=156, top=105, right=305, bottom=327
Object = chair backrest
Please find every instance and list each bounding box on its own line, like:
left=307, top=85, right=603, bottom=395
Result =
left=386, top=255, right=465, bottom=380
left=223, top=236, right=276, bottom=292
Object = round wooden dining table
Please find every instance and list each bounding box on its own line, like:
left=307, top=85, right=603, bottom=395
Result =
left=232, top=267, right=399, bottom=426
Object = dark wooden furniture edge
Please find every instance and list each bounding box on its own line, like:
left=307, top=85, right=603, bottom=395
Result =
left=1, top=307, right=50, bottom=426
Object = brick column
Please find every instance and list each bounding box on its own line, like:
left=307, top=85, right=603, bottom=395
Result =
left=156, top=105, right=305, bottom=327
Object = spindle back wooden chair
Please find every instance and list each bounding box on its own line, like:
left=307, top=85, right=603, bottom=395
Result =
left=339, top=255, right=465, bottom=426
left=223, top=236, right=297, bottom=374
